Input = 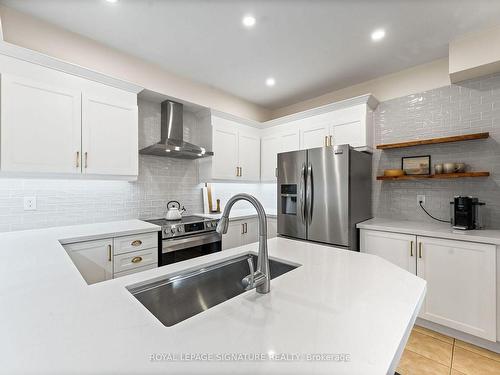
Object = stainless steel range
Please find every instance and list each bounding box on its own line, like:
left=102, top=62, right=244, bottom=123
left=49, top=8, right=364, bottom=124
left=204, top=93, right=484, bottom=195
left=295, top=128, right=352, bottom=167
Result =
left=144, top=215, right=221, bottom=266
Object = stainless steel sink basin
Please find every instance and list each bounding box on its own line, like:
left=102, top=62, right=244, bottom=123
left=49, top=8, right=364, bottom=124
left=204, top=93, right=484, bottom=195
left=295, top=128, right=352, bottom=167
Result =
left=127, top=254, right=299, bottom=327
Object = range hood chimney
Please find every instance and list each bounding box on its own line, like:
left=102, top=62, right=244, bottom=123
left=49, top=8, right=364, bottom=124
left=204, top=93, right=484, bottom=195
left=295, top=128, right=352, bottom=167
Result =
left=139, top=100, right=213, bottom=159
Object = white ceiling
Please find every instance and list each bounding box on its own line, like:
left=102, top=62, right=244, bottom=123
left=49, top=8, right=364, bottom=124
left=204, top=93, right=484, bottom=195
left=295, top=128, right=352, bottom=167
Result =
left=3, top=0, right=500, bottom=110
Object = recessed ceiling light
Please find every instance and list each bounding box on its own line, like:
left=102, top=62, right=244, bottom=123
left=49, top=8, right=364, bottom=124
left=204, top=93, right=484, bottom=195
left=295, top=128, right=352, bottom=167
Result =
left=371, top=28, right=386, bottom=41
left=242, top=15, right=256, bottom=28
left=105, top=0, right=118, bottom=3
left=265, top=77, right=276, bottom=87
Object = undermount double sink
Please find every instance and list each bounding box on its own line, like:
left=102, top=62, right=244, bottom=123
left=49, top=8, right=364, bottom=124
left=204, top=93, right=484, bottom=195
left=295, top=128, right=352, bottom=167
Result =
left=127, top=253, right=299, bottom=327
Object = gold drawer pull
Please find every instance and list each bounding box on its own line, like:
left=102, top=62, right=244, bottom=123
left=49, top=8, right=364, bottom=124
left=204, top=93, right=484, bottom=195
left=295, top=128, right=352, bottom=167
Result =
left=419, top=242, right=423, bottom=259
left=131, top=256, right=143, bottom=264
left=131, top=240, right=142, bottom=247
left=410, top=241, right=414, bottom=257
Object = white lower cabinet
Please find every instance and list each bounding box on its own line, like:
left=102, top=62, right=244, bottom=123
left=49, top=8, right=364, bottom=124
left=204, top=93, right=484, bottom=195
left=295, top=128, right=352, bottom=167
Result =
left=416, top=236, right=496, bottom=341
left=222, top=217, right=276, bottom=250
left=360, top=230, right=416, bottom=274
left=63, top=231, right=158, bottom=284
left=360, top=229, right=497, bottom=341
left=64, top=238, right=113, bottom=285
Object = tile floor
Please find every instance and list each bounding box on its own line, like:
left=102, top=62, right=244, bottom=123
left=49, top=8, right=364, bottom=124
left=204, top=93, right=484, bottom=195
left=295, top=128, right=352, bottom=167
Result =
left=396, top=325, right=500, bottom=375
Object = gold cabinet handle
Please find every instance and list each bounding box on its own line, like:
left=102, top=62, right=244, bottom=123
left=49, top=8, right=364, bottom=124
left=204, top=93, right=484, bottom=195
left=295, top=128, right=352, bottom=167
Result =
left=410, top=240, right=414, bottom=257
left=84, top=152, right=88, bottom=169
left=324, top=136, right=328, bottom=147
left=131, top=256, right=143, bottom=264
left=241, top=223, right=245, bottom=234
left=131, top=240, right=142, bottom=247
left=236, top=166, right=239, bottom=177
left=108, top=244, right=112, bottom=262
left=329, top=135, right=333, bottom=146
left=240, top=166, right=243, bottom=176
left=76, top=151, right=80, bottom=168
left=418, top=242, right=423, bottom=258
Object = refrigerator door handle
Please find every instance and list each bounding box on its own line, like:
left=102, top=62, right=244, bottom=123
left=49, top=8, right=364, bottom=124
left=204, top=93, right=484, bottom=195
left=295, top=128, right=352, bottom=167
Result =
left=306, top=163, right=313, bottom=223
left=299, top=163, right=306, bottom=224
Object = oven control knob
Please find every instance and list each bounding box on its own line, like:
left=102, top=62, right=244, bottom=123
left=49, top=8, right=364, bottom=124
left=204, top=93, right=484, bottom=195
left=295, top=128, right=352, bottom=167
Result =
left=212, top=221, right=217, bottom=227
left=177, top=226, right=183, bottom=232
left=170, top=227, right=176, bottom=234
left=206, top=222, right=212, bottom=228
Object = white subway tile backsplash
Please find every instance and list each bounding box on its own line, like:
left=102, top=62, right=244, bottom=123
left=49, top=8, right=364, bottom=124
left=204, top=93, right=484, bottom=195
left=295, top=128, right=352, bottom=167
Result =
left=373, top=72, right=500, bottom=228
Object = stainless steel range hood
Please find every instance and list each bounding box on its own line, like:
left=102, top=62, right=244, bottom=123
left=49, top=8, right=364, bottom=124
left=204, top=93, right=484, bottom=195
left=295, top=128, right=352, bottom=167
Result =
left=139, top=100, right=213, bottom=159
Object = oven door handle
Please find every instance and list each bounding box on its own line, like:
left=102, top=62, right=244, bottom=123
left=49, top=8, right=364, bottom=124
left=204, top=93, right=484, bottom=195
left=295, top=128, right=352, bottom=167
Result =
left=162, top=232, right=222, bottom=253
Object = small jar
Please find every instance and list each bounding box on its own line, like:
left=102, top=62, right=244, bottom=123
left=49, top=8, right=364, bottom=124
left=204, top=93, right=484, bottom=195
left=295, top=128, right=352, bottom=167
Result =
left=434, top=163, right=443, bottom=174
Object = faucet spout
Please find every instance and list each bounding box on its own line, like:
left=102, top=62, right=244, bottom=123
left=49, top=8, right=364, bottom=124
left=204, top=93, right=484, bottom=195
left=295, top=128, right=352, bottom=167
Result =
left=216, top=193, right=270, bottom=294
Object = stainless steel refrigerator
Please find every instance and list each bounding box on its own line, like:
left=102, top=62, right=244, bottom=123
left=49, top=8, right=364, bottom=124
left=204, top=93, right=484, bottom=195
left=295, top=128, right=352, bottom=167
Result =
left=277, top=144, right=372, bottom=251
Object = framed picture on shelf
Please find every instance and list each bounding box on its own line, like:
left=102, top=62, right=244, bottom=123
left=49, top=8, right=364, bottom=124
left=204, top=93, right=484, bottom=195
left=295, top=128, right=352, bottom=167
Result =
left=402, top=155, right=431, bottom=175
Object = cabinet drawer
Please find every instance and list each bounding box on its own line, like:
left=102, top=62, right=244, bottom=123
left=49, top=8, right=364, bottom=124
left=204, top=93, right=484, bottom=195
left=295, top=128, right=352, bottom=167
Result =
left=113, top=232, right=158, bottom=255
left=113, top=263, right=157, bottom=279
left=113, top=247, right=158, bottom=274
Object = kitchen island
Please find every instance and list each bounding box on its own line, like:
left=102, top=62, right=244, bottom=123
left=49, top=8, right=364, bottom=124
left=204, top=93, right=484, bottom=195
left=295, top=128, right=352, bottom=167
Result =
left=0, top=221, right=425, bottom=375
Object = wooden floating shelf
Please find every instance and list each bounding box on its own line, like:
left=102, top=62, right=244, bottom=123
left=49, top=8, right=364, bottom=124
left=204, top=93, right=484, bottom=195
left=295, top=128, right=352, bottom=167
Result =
left=376, top=132, right=489, bottom=150
left=377, top=172, right=490, bottom=181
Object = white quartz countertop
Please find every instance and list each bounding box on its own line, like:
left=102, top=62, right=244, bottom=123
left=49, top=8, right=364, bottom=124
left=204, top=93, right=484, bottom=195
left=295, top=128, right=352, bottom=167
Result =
left=357, top=218, right=500, bottom=245
left=198, top=207, right=277, bottom=220
left=0, top=220, right=425, bottom=375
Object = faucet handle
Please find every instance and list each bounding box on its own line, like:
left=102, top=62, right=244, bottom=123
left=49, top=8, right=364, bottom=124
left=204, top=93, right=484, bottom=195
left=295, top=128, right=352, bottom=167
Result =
left=242, top=257, right=255, bottom=290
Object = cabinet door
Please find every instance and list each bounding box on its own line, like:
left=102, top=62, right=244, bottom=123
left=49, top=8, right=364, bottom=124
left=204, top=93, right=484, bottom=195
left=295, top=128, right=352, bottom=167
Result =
left=241, top=218, right=259, bottom=245
left=1, top=74, right=81, bottom=174
left=360, top=230, right=417, bottom=274
left=331, top=120, right=364, bottom=148
left=64, top=239, right=113, bottom=285
left=280, top=129, right=300, bottom=153
left=416, top=236, right=496, bottom=341
left=222, top=221, right=243, bottom=250
left=261, top=135, right=280, bottom=181
left=212, top=125, right=239, bottom=179
left=300, top=124, right=329, bottom=150
left=82, top=94, right=138, bottom=176
left=238, top=132, right=260, bottom=181
left=267, top=217, right=277, bottom=239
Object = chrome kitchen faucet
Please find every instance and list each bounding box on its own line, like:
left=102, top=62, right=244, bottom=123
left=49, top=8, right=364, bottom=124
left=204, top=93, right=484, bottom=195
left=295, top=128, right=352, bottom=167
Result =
left=216, top=193, right=271, bottom=294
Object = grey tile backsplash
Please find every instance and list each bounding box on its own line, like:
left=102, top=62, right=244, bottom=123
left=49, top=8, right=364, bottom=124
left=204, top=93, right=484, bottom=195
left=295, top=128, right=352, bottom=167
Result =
left=373, top=72, right=500, bottom=228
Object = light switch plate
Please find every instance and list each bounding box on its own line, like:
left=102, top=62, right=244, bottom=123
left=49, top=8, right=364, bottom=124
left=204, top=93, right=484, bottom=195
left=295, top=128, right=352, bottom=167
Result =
left=23, top=197, right=37, bottom=211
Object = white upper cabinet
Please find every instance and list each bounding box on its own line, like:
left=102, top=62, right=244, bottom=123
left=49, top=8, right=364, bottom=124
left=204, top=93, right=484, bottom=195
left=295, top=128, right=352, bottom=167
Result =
left=0, top=52, right=140, bottom=179
left=202, top=115, right=261, bottom=181
left=280, top=128, right=300, bottom=153
left=297, top=103, right=374, bottom=151
left=238, top=130, right=261, bottom=180
left=82, top=94, right=138, bottom=176
left=260, top=135, right=280, bottom=181
left=1, top=74, right=82, bottom=174
left=300, top=123, right=330, bottom=149
left=212, top=124, right=239, bottom=179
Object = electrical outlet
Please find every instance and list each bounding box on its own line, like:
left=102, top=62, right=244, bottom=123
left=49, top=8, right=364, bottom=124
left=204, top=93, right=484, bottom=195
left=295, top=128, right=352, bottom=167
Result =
left=23, top=197, right=37, bottom=211
left=417, top=195, right=426, bottom=205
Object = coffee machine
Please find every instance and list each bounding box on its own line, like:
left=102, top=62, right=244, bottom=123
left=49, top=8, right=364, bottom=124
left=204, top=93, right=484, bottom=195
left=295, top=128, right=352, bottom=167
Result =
left=450, top=196, right=485, bottom=230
